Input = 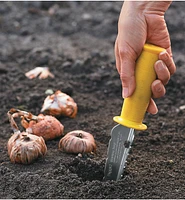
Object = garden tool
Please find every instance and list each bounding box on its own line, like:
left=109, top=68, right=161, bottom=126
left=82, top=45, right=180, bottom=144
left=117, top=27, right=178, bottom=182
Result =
left=104, top=44, right=165, bottom=181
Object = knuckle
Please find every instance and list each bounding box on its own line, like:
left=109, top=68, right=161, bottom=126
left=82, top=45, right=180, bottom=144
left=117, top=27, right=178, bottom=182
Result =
left=118, top=42, right=138, bottom=59
left=119, top=72, right=129, bottom=82
left=118, top=47, right=128, bottom=58
left=154, top=87, right=166, bottom=98
left=160, top=74, right=170, bottom=85
left=169, top=62, right=176, bottom=75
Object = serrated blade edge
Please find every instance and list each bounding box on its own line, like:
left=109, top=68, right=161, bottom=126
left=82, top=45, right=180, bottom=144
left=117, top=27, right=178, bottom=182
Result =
left=104, top=124, right=135, bottom=181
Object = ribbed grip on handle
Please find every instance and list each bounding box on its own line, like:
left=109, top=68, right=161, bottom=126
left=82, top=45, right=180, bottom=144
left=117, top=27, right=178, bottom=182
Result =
left=113, top=44, right=165, bottom=130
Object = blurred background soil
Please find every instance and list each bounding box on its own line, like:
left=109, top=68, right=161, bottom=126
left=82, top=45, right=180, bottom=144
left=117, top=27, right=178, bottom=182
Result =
left=0, top=1, right=185, bottom=199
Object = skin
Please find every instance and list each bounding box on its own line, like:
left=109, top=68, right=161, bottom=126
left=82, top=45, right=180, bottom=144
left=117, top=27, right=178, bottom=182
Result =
left=115, top=1, right=176, bottom=114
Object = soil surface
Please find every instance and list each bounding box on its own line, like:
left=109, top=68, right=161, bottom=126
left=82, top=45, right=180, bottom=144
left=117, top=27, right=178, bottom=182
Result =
left=1, top=1, right=185, bottom=199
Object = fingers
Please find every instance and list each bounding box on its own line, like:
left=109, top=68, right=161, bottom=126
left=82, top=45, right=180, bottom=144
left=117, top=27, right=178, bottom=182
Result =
left=154, top=60, right=170, bottom=85
left=147, top=79, right=166, bottom=114
left=152, top=50, right=176, bottom=99
left=151, top=79, right=166, bottom=98
left=147, top=98, right=158, bottom=114
left=147, top=50, right=175, bottom=114
left=154, top=50, right=176, bottom=86
left=159, top=51, right=176, bottom=75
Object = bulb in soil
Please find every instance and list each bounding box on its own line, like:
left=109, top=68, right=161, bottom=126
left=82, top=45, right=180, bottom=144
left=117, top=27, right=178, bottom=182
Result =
left=41, top=90, right=77, bottom=118
left=59, top=130, right=96, bottom=154
left=9, top=108, right=64, bottom=141
left=24, top=114, right=64, bottom=141
left=25, top=67, right=54, bottom=79
left=7, top=131, right=47, bottom=164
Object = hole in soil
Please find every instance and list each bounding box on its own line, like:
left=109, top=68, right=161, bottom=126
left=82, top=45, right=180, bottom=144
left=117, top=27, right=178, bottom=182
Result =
left=67, top=157, right=105, bottom=181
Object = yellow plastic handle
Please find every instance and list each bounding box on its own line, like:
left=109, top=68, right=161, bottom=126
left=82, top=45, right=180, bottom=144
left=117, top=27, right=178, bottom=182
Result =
left=113, top=44, right=165, bottom=130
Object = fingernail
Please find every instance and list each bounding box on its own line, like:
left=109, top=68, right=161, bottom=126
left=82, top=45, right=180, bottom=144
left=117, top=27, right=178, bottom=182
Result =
left=156, top=60, right=165, bottom=71
left=122, top=87, right=129, bottom=98
left=160, top=51, right=168, bottom=60
left=153, top=108, right=158, bottom=115
left=153, top=80, right=162, bottom=93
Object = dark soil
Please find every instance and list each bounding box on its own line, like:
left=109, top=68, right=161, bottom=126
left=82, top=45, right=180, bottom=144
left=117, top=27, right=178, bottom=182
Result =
left=0, top=1, right=185, bottom=199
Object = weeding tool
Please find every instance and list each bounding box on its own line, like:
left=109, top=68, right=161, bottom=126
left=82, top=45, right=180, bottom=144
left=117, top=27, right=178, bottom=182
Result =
left=104, top=44, right=165, bottom=181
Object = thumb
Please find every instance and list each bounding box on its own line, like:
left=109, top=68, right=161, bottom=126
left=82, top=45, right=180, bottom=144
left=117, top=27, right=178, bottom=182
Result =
left=120, top=51, right=136, bottom=98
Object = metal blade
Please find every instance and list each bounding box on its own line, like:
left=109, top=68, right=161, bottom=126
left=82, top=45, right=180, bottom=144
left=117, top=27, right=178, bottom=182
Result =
left=104, top=124, right=135, bottom=181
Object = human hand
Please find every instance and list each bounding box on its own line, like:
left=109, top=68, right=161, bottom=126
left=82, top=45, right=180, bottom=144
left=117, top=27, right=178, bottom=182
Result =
left=115, top=1, right=176, bottom=114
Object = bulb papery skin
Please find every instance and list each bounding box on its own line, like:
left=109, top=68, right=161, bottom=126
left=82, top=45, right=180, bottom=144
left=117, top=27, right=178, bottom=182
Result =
left=7, top=131, right=47, bottom=164
left=59, top=130, right=96, bottom=154
left=41, top=90, right=77, bottom=118
left=24, top=114, right=64, bottom=141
